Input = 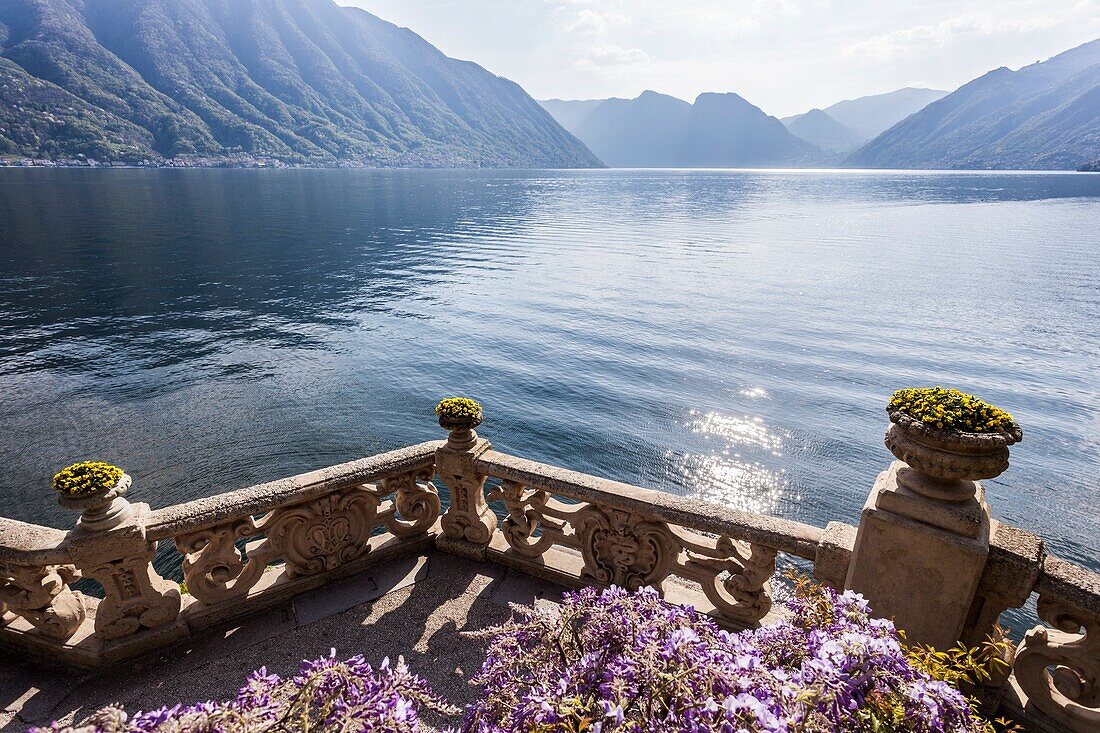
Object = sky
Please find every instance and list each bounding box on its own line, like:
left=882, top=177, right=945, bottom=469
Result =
left=346, top=0, right=1100, bottom=118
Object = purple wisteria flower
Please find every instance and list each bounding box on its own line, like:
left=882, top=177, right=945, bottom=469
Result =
left=461, top=584, right=987, bottom=733
left=28, top=583, right=999, bottom=733
left=29, top=650, right=458, bottom=733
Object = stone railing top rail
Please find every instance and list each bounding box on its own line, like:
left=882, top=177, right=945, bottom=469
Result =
left=1036, top=554, right=1100, bottom=617
left=477, top=449, right=824, bottom=560
left=145, top=441, right=441, bottom=541
left=0, top=517, right=70, bottom=564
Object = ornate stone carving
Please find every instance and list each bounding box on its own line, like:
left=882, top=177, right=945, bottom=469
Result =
left=487, top=480, right=561, bottom=558
left=83, top=548, right=182, bottom=641
left=0, top=561, right=87, bottom=640
left=378, top=467, right=441, bottom=538
left=265, top=486, right=380, bottom=578
left=885, top=411, right=1021, bottom=501
left=437, top=441, right=495, bottom=547
left=681, top=535, right=777, bottom=625
left=575, top=505, right=678, bottom=590
left=64, top=504, right=182, bottom=641
left=176, top=517, right=273, bottom=603
left=1013, top=596, right=1100, bottom=733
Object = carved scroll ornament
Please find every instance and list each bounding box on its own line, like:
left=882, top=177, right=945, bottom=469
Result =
left=1013, top=596, right=1100, bottom=733
left=0, top=561, right=87, bottom=640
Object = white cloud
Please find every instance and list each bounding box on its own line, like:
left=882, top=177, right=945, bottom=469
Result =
left=575, top=44, right=652, bottom=70
left=843, top=13, right=1061, bottom=60
left=566, top=9, right=630, bottom=36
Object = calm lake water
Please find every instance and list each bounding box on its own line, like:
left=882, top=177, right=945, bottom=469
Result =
left=1, top=168, right=1098, bottom=579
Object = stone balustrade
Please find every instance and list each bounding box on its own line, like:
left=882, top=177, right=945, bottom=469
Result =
left=0, top=411, right=1097, bottom=733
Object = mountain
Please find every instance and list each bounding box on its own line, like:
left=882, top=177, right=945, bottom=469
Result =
left=781, top=108, right=862, bottom=153
left=821, top=87, right=949, bottom=142
left=1081, top=157, right=1100, bottom=171
left=563, top=90, right=819, bottom=167
left=537, top=99, right=605, bottom=134
left=847, top=40, right=1100, bottom=170
left=0, top=0, right=600, bottom=167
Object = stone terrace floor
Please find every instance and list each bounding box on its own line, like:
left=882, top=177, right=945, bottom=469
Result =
left=1, top=552, right=566, bottom=732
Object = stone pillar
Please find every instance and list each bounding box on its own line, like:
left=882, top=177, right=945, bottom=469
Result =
left=61, top=473, right=181, bottom=642
left=435, top=399, right=496, bottom=560
left=845, top=410, right=1022, bottom=650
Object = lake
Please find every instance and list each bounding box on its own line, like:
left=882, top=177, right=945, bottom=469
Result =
left=1, top=168, right=1097, bottom=579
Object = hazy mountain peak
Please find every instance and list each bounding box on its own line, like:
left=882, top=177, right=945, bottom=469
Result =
left=782, top=108, right=862, bottom=153
left=820, top=87, right=950, bottom=141
left=557, top=88, right=818, bottom=168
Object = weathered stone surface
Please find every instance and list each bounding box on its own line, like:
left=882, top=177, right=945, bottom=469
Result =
left=145, top=442, right=442, bottom=541
left=478, top=450, right=823, bottom=559
left=846, top=464, right=990, bottom=649
left=813, top=521, right=856, bottom=591
left=962, top=521, right=1044, bottom=645
left=65, top=506, right=181, bottom=641
left=438, top=437, right=496, bottom=547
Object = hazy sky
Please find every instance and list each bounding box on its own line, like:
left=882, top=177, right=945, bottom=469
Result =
left=347, top=1, right=1099, bottom=117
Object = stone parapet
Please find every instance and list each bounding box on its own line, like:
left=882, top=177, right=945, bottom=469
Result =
left=0, top=412, right=1096, bottom=733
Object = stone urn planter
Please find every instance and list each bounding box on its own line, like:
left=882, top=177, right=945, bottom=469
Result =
left=436, top=397, right=483, bottom=451
left=56, top=468, right=134, bottom=531
left=886, top=408, right=1023, bottom=502
left=437, top=409, right=483, bottom=433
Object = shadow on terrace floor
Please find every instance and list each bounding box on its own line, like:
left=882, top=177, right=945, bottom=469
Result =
left=0, top=551, right=566, bottom=732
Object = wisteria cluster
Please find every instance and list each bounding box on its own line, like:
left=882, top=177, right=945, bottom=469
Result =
left=30, top=584, right=1005, bottom=733
left=30, top=652, right=457, bottom=733
left=461, top=583, right=989, bottom=733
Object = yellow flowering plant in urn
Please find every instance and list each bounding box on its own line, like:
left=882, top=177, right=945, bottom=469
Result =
left=885, top=387, right=1023, bottom=500
left=53, top=461, right=125, bottom=496
left=53, top=460, right=134, bottom=530
left=435, top=397, right=483, bottom=431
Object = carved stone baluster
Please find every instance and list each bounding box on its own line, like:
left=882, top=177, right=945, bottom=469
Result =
left=378, top=467, right=441, bottom=538
left=264, top=486, right=380, bottom=578
left=436, top=400, right=496, bottom=559
left=681, top=536, right=777, bottom=626
left=1012, top=597, right=1100, bottom=733
left=176, top=517, right=273, bottom=603
left=574, top=505, right=679, bottom=591
left=0, top=561, right=87, bottom=640
left=61, top=473, right=181, bottom=641
left=487, top=480, right=558, bottom=558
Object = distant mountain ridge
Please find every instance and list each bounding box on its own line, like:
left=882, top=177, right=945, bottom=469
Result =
left=847, top=40, right=1100, bottom=170
left=537, top=99, right=605, bottom=134
left=821, top=88, right=949, bottom=141
left=0, top=0, right=601, bottom=167
left=542, top=90, right=819, bottom=167
left=781, top=88, right=948, bottom=154
left=780, top=108, right=863, bottom=153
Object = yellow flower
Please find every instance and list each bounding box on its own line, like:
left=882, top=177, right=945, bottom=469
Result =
left=888, top=387, right=1014, bottom=434
left=53, top=461, right=124, bottom=496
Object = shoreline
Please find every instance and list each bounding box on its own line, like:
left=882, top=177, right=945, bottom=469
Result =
left=0, top=160, right=1095, bottom=173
